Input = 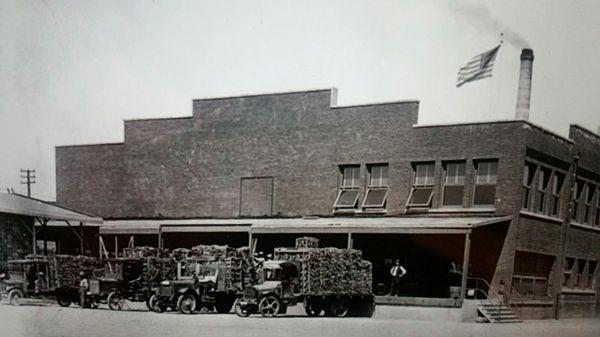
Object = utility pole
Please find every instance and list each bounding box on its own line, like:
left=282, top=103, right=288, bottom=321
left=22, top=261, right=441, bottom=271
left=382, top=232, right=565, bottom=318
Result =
left=552, top=153, right=580, bottom=320
left=20, top=169, right=36, bottom=197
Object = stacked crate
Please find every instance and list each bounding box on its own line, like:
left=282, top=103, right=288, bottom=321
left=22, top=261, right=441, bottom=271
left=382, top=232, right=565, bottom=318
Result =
left=273, top=247, right=372, bottom=295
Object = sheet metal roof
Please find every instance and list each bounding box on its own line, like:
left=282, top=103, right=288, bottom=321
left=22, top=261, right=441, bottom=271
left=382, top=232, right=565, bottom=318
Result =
left=100, top=216, right=510, bottom=235
left=0, top=193, right=102, bottom=224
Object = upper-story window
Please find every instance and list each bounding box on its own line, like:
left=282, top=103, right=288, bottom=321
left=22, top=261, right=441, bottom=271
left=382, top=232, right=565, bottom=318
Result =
left=550, top=171, right=565, bottom=217
left=473, top=159, right=498, bottom=207
left=442, top=161, right=466, bottom=207
left=583, top=185, right=597, bottom=225
left=406, top=162, right=435, bottom=208
left=362, top=164, right=389, bottom=210
left=334, top=165, right=360, bottom=210
left=522, top=162, right=537, bottom=209
left=572, top=180, right=585, bottom=222
left=595, top=189, right=600, bottom=227
left=535, top=166, right=551, bottom=213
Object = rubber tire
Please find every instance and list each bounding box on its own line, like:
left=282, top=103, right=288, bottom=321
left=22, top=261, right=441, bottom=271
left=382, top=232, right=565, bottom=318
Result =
left=8, top=288, right=24, bottom=306
left=305, top=303, right=322, bottom=317
left=329, top=300, right=349, bottom=318
left=233, top=298, right=251, bottom=317
left=258, top=295, right=281, bottom=317
left=178, top=293, right=197, bottom=314
left=56, top=292, right=72, bottom=307
left=146, top=295, right=157, bottom=311
left=107, top=292, right=123, bottom=311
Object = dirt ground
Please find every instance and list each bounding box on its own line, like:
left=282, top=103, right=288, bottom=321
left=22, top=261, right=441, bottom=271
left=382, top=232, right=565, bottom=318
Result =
left=0, top=301, right=599, bottom=337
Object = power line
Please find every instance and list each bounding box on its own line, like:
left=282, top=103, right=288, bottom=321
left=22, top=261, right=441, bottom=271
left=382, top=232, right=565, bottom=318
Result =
left=20, top=169, right=36, bottom=197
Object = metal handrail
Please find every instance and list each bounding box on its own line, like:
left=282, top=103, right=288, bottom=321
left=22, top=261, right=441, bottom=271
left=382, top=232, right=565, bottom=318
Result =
left=467, top=277, right=522, bottom=318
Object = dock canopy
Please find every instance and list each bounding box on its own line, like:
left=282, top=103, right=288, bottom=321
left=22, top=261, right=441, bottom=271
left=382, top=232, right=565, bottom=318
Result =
left=0, top=193, right=102, bottom=223
left=100, top=216, right=510, bottom=235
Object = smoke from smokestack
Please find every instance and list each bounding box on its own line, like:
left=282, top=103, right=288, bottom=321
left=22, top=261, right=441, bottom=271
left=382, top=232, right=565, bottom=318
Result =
left=447, top=1, right=530, bottom=48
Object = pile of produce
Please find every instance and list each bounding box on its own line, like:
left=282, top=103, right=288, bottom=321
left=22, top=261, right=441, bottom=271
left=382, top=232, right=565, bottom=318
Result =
left=274, top=247, right=372, bottom=295
left=54, top=255, right=101, bottom=287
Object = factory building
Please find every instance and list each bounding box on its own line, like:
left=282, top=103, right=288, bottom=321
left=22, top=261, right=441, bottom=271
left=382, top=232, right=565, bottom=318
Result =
left=54, top=51, right=600, bottom=319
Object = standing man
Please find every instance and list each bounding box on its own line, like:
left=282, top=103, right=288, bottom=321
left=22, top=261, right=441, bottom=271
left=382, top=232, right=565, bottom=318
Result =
left=79, top=271, right=89, bottom=308
left=389, top=259, right=407, bottom=296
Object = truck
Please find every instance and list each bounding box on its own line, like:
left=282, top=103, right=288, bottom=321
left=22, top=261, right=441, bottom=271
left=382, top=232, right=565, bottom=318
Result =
left=0, top=255, right=99, bottom=307
left=234, top=246, right=375, bottom=318
left=150, top=259, right=244, bottom=314
left=89, top=257, right=164, bottom=310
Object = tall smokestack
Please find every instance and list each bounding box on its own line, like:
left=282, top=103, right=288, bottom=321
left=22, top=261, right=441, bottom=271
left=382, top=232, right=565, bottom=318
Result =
left=515, top=48, right=534, bottom=120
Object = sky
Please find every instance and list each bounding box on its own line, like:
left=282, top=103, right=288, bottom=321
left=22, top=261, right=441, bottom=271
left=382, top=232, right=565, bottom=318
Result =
left=1, top=0, right=599, bottom=201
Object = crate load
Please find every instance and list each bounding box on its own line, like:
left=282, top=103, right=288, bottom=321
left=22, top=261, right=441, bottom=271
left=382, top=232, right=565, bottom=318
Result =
left=122, top=246, right=171, bottom=259
left=295, top=236, right=319, bottom=249
left=274, top=247, right=372, bottom=295
left=25, top=254, right=101, bottom=288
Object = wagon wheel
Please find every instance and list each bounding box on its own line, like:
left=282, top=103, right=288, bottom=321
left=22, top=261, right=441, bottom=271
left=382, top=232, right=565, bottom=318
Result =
left=8, top=288, right=24, bottom=306
left=329, top=299, right=349, bottom=318
left=178, top=293, right=197, bottom=314
left=233, top=298, right=251, bottom=317
left=56, top=291, right=72, bottom=307
left=305, top=303, right=322, bottom=317
left=258, top=295, right=280, bottom=317
left=107, top=291, right=124, bottom=311
left=146, top=294, right=157, bottom=311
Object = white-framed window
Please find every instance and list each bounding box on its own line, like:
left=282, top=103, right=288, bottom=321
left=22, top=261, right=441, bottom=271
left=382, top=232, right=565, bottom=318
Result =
left=334, top=165, right=361, bottom=209
left=595, top=189, right=600, bottom=227
left=512, top=251, right=555, bottom=297
left=362, top=164, right=389, bottom=209
left=442, top=161, right=466, bottom=207
left=583, top=185, right=597, bottom=225
left=522, top=162, right=537, bottom=210
left=549, top=171, right=565, bottom=217
left=573, top=180, right=585, bottom=222
left=407, top=162, right=435, bottom=208
left=535, top=166, right=551, bottom=213
left=473, top=159, right=498, bottom=207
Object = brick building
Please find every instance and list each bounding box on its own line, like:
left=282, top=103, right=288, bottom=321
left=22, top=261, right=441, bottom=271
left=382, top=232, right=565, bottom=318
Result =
left=55, top=88, right=600, bottom=319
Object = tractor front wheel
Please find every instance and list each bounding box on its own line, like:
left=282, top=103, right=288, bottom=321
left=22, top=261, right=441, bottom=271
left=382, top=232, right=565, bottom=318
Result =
left=258, top=295, right=281, bottom=317
left=178, top=293, right=197, bottom=314
left=8, top=288, right=24, bottom=306
left=107, top=292, right=124, bottom=311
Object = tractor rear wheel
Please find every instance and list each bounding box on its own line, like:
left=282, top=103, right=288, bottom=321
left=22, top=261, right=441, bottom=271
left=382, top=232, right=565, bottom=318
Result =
left=328, top=299, right=349, bottom=317
left=305, top=303, right=322, bottom=317
left=56, top=291, right=72, bottom=307
left=233, top=298, right=251, bottom=317
left=8, top=288, right=24, bottom=306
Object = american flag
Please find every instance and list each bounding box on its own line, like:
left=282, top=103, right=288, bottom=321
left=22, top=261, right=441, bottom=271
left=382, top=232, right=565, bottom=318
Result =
left=456, top=45, right=501, bottom=87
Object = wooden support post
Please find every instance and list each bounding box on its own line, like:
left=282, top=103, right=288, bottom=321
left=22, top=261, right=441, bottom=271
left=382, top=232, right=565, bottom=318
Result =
left=114, top=235, right=118, bottom=258
left=32, top=218, right=37, bottom=256
left=347, top=232, right=353, bottom=250
left=460, top=231, right=472, bottom=301
left=43, top=219, right=48, bottom=256
left=248, top=231, right=253, bottom=250
left=79, top=222, right=84, bottom=255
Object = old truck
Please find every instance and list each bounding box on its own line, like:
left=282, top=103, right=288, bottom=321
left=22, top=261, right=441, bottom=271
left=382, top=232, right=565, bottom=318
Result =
left=234, top=247, right=375, bottom=318
left=0, top=255, right=98, bottom=307
left=150, top=260, right=241, bottom=314
left=89, top=257, right=162, bottom=310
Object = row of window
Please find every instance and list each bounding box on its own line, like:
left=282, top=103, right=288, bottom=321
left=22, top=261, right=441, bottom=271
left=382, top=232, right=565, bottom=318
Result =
left=333, top=159, right=498, bottom=212
left=522, top=160, right=600, bottom=227
left=564, top=258, right=597, bottom=291
left=512, top=251, right=598, bottom=298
